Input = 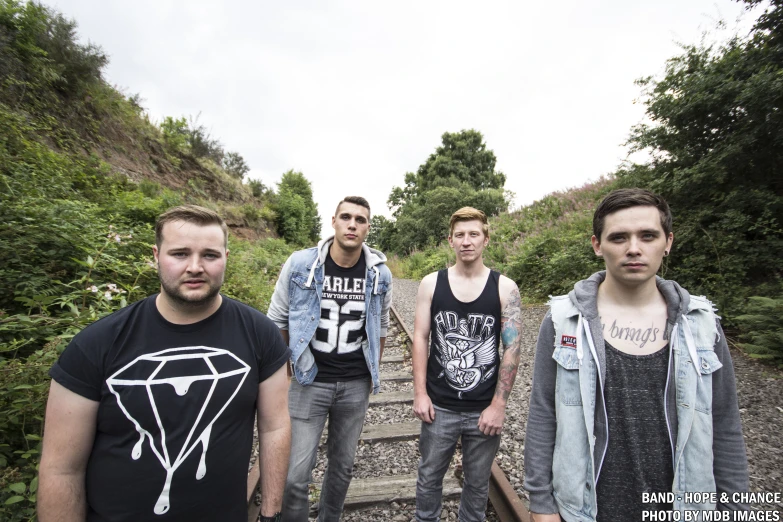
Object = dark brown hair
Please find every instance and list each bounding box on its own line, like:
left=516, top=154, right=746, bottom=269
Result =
left=593, top=188, right=672, bottom=241
left=155, top=205, right=228, bottom=248
left=335, top=196, right=371, bottom=218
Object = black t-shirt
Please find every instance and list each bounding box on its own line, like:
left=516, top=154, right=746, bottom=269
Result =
left=426, top=269, right=501, bottom=412
left=311, top=252, right=370, bottom=382
left=596, top=342, right=674, bottom=522
left=49, top=294, right=290, bottom=522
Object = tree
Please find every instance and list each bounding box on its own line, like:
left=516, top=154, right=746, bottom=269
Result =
left=385, top=130, right=509, bottom=253
left=222, top=151, right=249, bottom=179
left=273, top=170, right=321, bottom=245
left=389, top=129, right=506, bottom=216
left=619, top=0, right=783, bottom=316
left=366, top=215, right=395, bottom=251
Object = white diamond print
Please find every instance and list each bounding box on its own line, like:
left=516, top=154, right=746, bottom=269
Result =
left=107, top=346, right=250, bottom=515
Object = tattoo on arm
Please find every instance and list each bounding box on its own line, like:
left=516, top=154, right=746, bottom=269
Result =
left=495, top=286, right=523, bottom=403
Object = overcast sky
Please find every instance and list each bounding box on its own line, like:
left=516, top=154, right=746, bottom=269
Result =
left=53, top=0, right=760, bottom=237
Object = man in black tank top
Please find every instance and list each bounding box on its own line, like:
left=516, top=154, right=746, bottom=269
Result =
left=412, top=207, right=524, bottom=522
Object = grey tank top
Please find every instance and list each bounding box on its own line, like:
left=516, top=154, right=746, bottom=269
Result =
left=595, top=341, right=674, bottom=522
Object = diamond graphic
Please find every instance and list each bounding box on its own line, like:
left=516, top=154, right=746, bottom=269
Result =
left=107, top=346, right=250, bottom=515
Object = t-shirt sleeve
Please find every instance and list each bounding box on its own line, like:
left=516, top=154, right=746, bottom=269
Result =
left=49, top=337, right=103, bottom=402
left=256, top=315, right=291, bottom=383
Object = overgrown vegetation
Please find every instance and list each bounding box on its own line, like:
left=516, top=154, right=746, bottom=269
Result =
left=0, top=2, right=298, bottom=518
left=735, top=296, right=783, bottom=365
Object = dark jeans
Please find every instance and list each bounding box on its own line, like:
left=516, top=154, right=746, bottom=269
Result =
left=281, top=378, right=371, bottom=522
left=415, top=405, right=501, bottom=522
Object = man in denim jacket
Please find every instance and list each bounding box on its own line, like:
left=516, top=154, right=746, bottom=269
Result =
left=524, top=189, right=749, bottom=522
left=268, top=196, right=392, bottom=522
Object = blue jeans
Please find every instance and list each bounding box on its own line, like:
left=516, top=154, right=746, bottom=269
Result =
left=282, top=378, right=371, bottom=522
left=415, top=405, right=501, bottom=522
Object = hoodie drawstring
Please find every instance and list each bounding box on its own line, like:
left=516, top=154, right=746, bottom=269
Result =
left=577, top=314, right=608, bottom=495
left=372, top=266, right=380, bottom=295
left=305, top=261, right=317, bottom=288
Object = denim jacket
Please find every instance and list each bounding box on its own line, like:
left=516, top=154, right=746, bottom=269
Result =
left=267, top=236, right=392, bottom=394
left=524, top=272, right=749, bottom=521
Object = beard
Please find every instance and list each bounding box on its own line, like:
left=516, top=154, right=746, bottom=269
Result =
left=157, top=266, right=223, bottom=308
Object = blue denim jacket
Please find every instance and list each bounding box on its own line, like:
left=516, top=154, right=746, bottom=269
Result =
left=524, top=272, right=749, bottom=521
left=267, top=237, right=392, bottom=394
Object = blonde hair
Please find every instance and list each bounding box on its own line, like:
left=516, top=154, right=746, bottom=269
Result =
left=155, top=205, right=228, bottom=248
left=449, top=207, right=489, bottom=238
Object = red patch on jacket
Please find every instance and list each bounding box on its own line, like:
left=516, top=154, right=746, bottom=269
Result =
left=561, top=335, right=577, bottom=348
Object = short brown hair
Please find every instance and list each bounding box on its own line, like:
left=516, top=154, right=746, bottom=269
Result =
left=449, top=207, right=489, bottom=237
left=155, top=205, right=228, bottom=248
left=335, top=196, right=371, bottom=218
left=593, top=188, right=672, bottom=241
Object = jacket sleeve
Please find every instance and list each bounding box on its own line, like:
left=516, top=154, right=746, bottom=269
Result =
left=712, top=321, right=750, bottom=510
left=523, top=311, right=560, bottom=515
left=379, top=269, right=392, bottom=337
left=267, top=255, right=293, bottom=330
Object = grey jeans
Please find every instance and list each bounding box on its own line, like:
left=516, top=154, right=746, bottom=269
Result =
left=415, top=405, right=501, bottom=522
left=282, top=378, right=371, bottom=522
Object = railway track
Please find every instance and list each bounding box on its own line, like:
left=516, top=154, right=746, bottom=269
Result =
left=247, top=305, right=530, bottom=521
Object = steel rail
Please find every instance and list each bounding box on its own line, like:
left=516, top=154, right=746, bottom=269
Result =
left=389, top=304, right=531, bottom=522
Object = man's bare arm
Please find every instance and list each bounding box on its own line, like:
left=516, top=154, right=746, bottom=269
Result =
left=495, top=281, right=523, bottom=403
left=412, top=273, right=437, bottom=423
left=38, top=380, right=99, bottom=522
left=278, top=330, right=292, bottom=377
left=257, top=365, right=291, bottom=517
left=478, top=279, right=523, bottom=436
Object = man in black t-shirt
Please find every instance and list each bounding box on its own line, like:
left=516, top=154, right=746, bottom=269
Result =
left=412, top=207, right=523, bottom=522
left=268, top=196, right=393, bottom=522
left=38, top=205, right=291, bottom=522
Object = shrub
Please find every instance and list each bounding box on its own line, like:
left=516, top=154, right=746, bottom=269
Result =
left=735, top=296, right=783, bottom=365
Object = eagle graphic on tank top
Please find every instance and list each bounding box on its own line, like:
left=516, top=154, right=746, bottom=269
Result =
left=432, top=311, right=497, bottom=398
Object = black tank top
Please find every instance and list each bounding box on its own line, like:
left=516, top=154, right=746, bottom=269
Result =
left=426, top=268, right=502, bottom=412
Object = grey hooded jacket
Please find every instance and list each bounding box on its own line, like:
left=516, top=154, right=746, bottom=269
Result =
left=523, top=271, right=749, bottom=517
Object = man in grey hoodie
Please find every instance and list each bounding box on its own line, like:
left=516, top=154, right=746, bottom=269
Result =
left=267, top=196, right=393, bottom=522
left=524, top=189, right=748, bottom=522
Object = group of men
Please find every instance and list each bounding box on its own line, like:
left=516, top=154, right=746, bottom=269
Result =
left=36, top=188, right=749, bottom=522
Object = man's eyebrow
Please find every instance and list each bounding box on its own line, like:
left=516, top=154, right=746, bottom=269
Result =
left=640, top=229, right=661, bottom=235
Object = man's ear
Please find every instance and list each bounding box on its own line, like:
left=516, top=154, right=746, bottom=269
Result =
left=591, top=235, right=602, bottom=256
left=152, top=245, right=160, bottom=262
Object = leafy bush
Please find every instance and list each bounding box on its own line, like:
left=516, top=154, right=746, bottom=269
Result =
left=735, top=296, right=783, bottom=365
left=222, top=238, right=294, bottom=312
left=0, top=345, right=56, bottom=522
